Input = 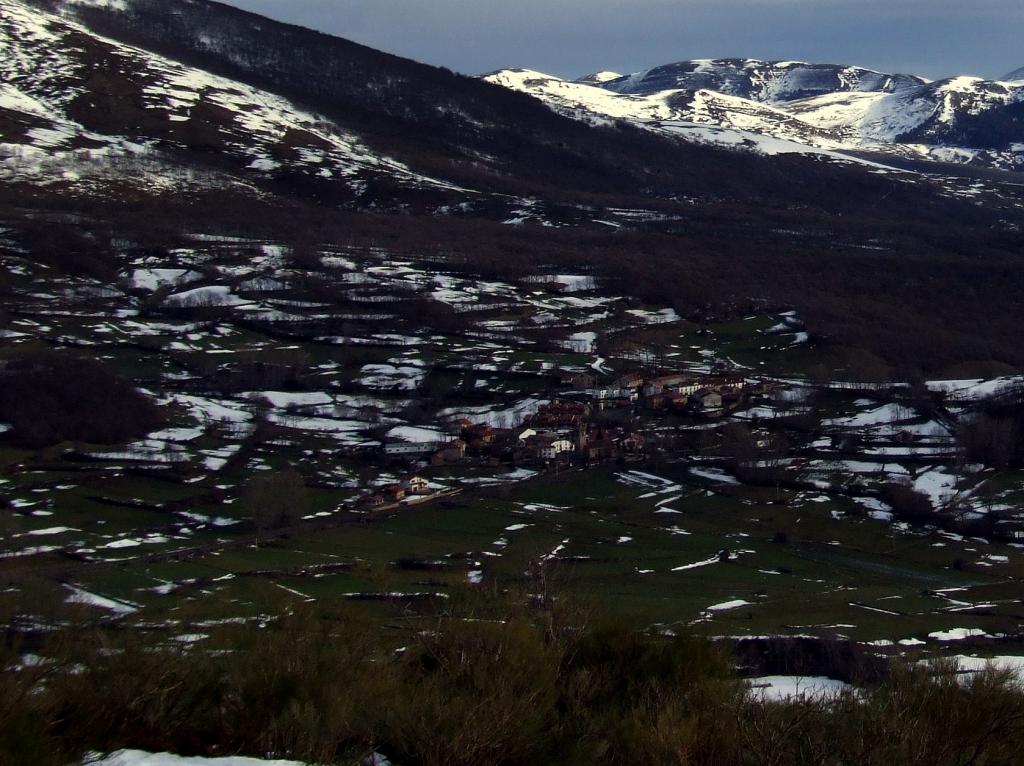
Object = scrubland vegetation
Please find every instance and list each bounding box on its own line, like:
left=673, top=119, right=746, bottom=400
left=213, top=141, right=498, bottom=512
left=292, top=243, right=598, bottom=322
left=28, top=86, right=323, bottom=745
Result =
left=0, top=352, right=162, bottom=448
left=4, top=595, right=1024, bottom=766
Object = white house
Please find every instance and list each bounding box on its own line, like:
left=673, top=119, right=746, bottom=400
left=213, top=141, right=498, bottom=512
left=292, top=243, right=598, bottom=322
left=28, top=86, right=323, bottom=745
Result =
left=596, top=387, right=638, bottom=402
left=402, top=475, right=431, bottom=495
left=667, top=381, right=702, bottom=397
left=541, top=439, right=574, bottom=460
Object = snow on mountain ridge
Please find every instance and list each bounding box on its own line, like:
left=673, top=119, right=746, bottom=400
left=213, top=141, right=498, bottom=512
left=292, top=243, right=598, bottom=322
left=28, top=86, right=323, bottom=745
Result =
left=486, top=57, right=1024, bottom=172
left=482, top=69, right=892, bottom=166
left=597, top=59, right=927, bottom=104
left=0, top=0, right=468, bottom=195
left=63, top=0, right=129, bottom=10
left=576, top=71, right=623, bottom=85
left=483, top=69, right=688, bottom=124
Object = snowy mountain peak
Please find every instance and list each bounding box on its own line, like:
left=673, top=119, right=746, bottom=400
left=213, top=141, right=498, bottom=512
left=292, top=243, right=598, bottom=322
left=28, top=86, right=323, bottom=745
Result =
left=593, top=59, right=928, bottom=104
left=1003, top=66, right=1024, bottom=83
left=62, top=0, right=130, bottom=10
left=483, top=68, right=563, bottom=83
left=576, top=71, right=623, bottom=85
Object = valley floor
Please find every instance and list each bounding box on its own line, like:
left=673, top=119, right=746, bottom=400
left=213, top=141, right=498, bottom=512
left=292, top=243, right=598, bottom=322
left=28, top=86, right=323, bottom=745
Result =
left=2, top=234, right=1023, bottom=663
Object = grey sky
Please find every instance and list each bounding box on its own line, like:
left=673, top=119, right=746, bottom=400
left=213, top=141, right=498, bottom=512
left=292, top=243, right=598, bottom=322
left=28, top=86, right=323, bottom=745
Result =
left=222, top=0, right=1024, bottom=81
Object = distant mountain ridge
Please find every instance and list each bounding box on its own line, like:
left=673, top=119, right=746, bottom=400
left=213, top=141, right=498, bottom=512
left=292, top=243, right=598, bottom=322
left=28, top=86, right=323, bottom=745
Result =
left=586, top=59, right=928, bottom=102
left=487, top=58, right=1024, bottom=171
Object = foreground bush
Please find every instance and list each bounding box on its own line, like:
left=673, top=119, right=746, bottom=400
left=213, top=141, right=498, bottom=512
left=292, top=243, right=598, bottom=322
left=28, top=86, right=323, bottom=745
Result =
left=3, top=602, right=1024, bottom=766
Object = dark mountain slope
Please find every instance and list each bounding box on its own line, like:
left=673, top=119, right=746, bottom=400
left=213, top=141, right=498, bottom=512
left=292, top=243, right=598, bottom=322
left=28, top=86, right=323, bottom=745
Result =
left=29, top=0, right=760, bottom=201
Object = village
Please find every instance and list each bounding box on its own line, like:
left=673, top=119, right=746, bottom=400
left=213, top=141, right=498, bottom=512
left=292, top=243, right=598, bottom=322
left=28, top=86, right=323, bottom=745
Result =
left=358, top=370, right=763, bottom=509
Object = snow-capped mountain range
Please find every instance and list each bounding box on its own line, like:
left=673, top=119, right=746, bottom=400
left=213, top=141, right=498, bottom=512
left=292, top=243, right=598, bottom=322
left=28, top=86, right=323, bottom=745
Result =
left=1, top=0, right=1022, bottom=224
left=485, top=59, right=1024, bottom=171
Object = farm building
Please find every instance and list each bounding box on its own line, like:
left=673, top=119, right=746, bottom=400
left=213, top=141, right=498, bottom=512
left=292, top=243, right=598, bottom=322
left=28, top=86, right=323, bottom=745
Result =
left=402, top=475, right=431, bottom=495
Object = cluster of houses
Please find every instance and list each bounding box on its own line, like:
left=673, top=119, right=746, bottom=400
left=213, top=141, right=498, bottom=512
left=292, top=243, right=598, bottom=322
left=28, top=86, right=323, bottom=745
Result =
left=516, top=402, right=636, bottom=464
left=358, top=474, right=433, bottom=510
left=378, top=399, right=648, bottom=471
left=377, top=371, right=756, bottom=472
left=358, top=369, right=766, bottom=512
left=592, top=372, right=753, bottom=414
left=512, top=401, right=645, bottom=464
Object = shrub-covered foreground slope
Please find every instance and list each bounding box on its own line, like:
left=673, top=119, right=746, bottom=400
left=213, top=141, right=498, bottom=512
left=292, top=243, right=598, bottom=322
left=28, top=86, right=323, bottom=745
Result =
left=5, top=599, right=1024, bottom=766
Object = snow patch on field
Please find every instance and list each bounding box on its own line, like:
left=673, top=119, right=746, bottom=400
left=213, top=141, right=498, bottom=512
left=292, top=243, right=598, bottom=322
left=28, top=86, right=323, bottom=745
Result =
left=943, top=655, right=1024, bottom=677
left=706, top=599, right=751, bottom=612
left=246, top=391, right=335, bottom=409
left=928, top=627, right=991, bottom=642
left=913, top=467, right=959, bottom=508
left=438, top=399, right=547, bottom=428
left=87, top=751, right=310, bottom=766
left=626, top=308, right=681, bottom=324
left=131, top=268, right=201, bottom=292
left=165, top=286, right=250, bottom=308
left=672, top=555, right=722, bottom=572
left=926, top=377, right=1024, bottom=401
left=824, top=403, right=905, bottom=428
left=747, top=676, right=851, bottom=702
left=358, top=363, right=426, bottom=391
left=65, top=585, right=138, bottom=615
left=525, top=274, right=598, bottom=292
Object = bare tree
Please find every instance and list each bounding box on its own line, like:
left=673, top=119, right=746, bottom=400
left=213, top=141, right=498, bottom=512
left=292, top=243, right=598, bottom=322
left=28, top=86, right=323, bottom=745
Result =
left=287, top=237, right=323, bottom=271
left=243, top=470, right=307, bottom=545
left=0, top=508, right=13, bottom=552
left=957, top=414, right=1018, bottom=470
left=762, top=431, right=801, bottom=502
left=721, top=422, right=758, bottom=478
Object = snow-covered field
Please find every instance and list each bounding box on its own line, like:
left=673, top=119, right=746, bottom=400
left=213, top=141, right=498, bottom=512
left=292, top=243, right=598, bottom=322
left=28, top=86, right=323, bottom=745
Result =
left=87, top=752, right=312, bottom=766
left=747, top=675, right=851, bottom=702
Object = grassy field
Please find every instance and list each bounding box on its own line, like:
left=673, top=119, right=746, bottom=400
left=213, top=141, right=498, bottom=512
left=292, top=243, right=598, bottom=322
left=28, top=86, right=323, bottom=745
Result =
left=7, top=460, right=1020, bottom=650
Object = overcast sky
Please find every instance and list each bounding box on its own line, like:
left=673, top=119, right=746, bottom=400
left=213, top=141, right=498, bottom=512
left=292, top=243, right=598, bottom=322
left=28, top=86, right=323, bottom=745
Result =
left=222, top=0, right=1024, bottom=81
